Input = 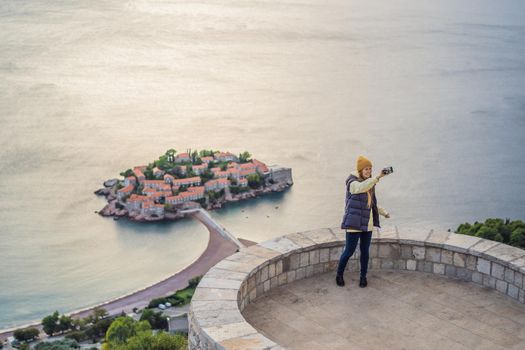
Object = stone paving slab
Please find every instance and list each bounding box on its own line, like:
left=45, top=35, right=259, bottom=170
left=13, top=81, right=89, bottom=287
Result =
left=191, top=300, right=239, bottom=312
left=243, top=270, right=525, bottom=350
left=203, top=321, right=259, bottom=343
left=484, top=244, right=525, bottom=267
left=214, top=259, right=259, bottom=273
left=396, top=225, right=432, bottom=246
left=511, top=257, right=525, bottom=275
left=203, top=268, right=249, bottom=281
left=329, top=227, right=346, bottom=242
left=443, top=233, right=482, bottom=253
left=284, top=231, right=318, bottom=250
left=376, top=225, right=398, bottom=242
left=192, top=287, right=238, bottom=302
left=198, top=277, right=243, bottom=290
left=242, top=245, right=283, bottom=260
left=258, top=236, right=302, bottom=255
left=425, top=229, right=452, bottom=247
left=217, top=332, right=279, bottom=350
left=468, top=240, right=501, bottom=258
left=300, top=228, right=338, bottom=246
left=196, top=309, right=245, bottom=328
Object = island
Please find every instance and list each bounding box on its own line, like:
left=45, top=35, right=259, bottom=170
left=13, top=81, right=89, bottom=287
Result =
left=94, top=149, right=293, bottom=222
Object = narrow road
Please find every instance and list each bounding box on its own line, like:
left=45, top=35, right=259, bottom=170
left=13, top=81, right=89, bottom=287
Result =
left=182, top=208, right=245, bottom=249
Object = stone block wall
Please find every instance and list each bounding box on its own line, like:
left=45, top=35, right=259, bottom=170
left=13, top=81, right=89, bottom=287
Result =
left=188, top=226, right=525, bottom=349
left=267, top=166, right=293, bottom=185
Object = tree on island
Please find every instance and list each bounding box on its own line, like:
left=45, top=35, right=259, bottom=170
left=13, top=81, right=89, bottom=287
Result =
left=239, top=151, right=251, bottom=163
left=191, top=150, right=199, bottom=163
left=155, top=155, right=170, bottom=170
left=207, top=190, right=224, bottom=203
left=199, top=149, right=215, bottom=157
left=186, top=167, right=197, bottom=178
left=199, top=169, right=214, bottom=183
left=120, top=169, right=134, bottom=178
left=247, top=173, right=262, bottom=189
left=165, top=149, right=176, bottom=163
left=144, top=166, right=154, bottom=180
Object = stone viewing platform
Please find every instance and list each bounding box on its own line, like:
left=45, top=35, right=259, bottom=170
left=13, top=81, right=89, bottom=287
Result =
left=188, top=226, right=525, bottom=349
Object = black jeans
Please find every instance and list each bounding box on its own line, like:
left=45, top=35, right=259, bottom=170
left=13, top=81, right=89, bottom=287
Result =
left=336, top=231, right=372, bottom=278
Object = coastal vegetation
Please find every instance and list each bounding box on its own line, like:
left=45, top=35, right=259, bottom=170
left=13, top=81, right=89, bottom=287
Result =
left=102, top=317, right=186, bottom=350
left=147, top=276, right=201, bottom=309
left=40, top=307, right=110, bottom=340
left=456, top=218, right=525, bottom=249
left=13, top=327, right=39, bottom=342
left=42, top=311, right=73, bottom=336
left=139, top=310, right=167, bottom=330
left=9, top=274, right=204, bottom=350
left=35, top=339, right=95, bottom=350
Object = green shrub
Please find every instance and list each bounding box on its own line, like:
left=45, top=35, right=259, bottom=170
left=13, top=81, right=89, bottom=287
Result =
left=230, top=186, right=249, bottom=194
left=147, top=297, right=168, bottom=309
left=188, top=276, right=202, bottom=288
left=167, top=295, right=185, bottom=306
left=510, top=228, right=525, bottom=247
left=456, top=218, right=525, bottom=249
left=14, top=327, right=39, bottom=342
left=65, top=331, right=88, bottom=342
left=35, top=339, right=80, bottom=350
left=140, top=309, right=168, bottom=330
left=247, top=173, right=262, bottom=189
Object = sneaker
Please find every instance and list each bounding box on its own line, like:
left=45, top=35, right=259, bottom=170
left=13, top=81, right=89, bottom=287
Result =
left=359, top=276, right=367, bottom=288
left=336, top=274, right=345, bottom=287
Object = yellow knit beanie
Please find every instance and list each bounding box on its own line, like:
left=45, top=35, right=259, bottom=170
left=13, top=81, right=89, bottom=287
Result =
left=356, top=155, right=372, bottom=172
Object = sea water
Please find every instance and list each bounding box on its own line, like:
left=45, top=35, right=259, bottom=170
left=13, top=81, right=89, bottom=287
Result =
left=1, top=0, right=525, bottom=328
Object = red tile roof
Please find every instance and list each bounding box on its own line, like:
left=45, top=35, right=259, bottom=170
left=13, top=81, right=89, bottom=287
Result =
left=252, top=159, right=269, bottom=172
left=187, top=186, right=205, bottom=194
left=118, top=184, right=134, bottom=193
left=133, top=168, right=145, bottom=178
left=240, top=163, right=256, bottom=170
left=128, top=194, right=149, bottom=202
left=172, top=176, right=201, bottom=185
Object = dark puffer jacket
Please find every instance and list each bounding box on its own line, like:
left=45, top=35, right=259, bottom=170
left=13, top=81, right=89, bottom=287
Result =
left=340, top=174, right=380, bottom=231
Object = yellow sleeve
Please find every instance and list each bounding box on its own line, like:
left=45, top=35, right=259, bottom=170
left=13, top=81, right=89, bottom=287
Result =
left=349, top=177, right=379, bottom=194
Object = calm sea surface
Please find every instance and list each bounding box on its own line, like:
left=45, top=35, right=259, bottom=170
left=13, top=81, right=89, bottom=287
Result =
left=1, top=0, right=525, bottom=329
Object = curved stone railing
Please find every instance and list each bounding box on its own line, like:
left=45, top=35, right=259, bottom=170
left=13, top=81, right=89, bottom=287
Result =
left=188, top=226, right=525, bottom=350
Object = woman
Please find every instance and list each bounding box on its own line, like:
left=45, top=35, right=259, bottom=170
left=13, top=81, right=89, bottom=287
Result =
left=337, top=155, right=391, bottom=288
